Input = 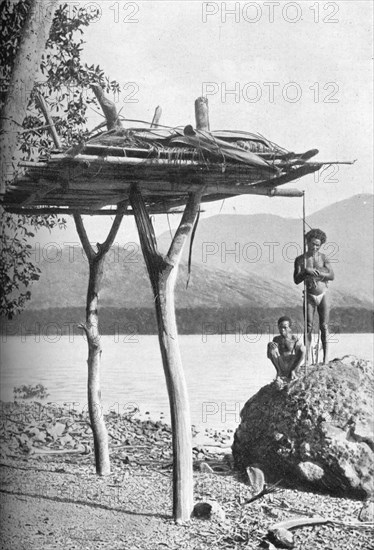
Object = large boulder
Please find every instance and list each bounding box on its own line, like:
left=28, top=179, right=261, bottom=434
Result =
left=232, top=356, right=374, bottom=499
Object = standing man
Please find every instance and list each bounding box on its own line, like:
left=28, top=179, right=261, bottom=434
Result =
left=267, top=316, right=306, bottom=380
left=294, top=228, right=335, bottom=364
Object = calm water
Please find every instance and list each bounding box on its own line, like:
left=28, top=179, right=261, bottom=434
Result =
left=1, top=334, right=373, bottom=434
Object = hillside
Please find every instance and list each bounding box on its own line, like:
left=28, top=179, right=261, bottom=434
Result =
left=2, top=195, right=372, bottom=334
left=26, top=244, right=370, bottom=311
left=157, top=193, right=373, bottom=305
left=3, top=194, right=370, bottom=329
left=25, top=252, right=309, bottom=310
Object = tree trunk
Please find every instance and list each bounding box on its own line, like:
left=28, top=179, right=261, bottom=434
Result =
left=0, top=0, right=60, bottom=195
left=130, top=186, right=202, bottom=522
left=74, top=207, right=125, bottom=475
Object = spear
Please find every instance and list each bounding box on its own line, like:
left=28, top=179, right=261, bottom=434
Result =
left=303, top=191, right=308, bottom=367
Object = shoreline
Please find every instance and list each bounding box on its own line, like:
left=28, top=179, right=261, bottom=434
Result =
left=1, top=401, right=373, bottom=549
left=1, top=306, right=373, bottom=336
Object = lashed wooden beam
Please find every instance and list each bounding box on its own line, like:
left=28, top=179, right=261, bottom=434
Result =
left=9, top=168, right=308, bottom=197
left=5, top=206, right=186, bottom=216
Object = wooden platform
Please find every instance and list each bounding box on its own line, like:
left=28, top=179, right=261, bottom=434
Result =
left=3, top=126, right=329, bottom=215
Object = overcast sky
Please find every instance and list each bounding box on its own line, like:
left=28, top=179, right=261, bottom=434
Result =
left=41, top=0, right=373, bottom=244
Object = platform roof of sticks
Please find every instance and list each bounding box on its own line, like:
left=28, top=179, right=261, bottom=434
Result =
left=3, top=95, right=347, bottom=216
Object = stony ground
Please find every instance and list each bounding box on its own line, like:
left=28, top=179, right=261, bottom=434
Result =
left=0, top=402, right=373, bottom=550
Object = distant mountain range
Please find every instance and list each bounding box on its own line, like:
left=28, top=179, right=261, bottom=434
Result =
left=24, top=193, right=373, bottom=311
left=157, top=193, right=373, bottom=308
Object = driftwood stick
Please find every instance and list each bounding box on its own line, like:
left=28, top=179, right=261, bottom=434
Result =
left=200, top=443, right=232, bottom=448
left=243, top=480, right=282, bottom=505
left=270, top=516, right=329, bottom=531
left=33, top=447, right=88, bottom=455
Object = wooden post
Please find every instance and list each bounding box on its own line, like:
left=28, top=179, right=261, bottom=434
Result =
left=74, top=205, right=126, bottom=475
left=72, top=88, right=126, bottom=476
left=195, top=97, right=210, bottom=131
left=130, top=185, right=203, bottom=522
left=151, top=106, right=162, bottom=127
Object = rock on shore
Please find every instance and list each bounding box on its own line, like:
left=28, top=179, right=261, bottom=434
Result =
left=232, top=356, right=374, bottom=499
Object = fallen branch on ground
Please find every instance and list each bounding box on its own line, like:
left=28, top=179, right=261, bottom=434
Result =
left=32, top=446, right=89, bottom=455
left=270, top=516, right=329, bottom=530
left=270, top=516, right=374, bottom=532
left=243, top=480, right=283, bottom=505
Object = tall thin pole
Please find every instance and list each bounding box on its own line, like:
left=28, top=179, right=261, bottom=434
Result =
left=302, top=191, right=308, bottom=367
left=35, top=93, right=62, bottom=149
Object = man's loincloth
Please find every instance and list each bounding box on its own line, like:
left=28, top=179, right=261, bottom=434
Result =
left=307, top=290, right=327, bottom=307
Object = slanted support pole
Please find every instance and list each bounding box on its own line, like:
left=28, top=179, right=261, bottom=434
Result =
left=91, top=84, right=123, bottom=130
left=130, top=185, right=203, bottom=523
left=195, top=97, right=210, bottom=131
left=151, top=106, right=162, bottom=127
left=74, top=203, right=126, bottom=475
left=35, top=93, right=62, bottom=149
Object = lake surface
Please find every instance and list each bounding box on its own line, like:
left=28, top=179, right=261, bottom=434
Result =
left=1, top=334, right=373, bottom=434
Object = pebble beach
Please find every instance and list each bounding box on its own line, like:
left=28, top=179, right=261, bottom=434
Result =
left=0, top=401, right=373, bottom=549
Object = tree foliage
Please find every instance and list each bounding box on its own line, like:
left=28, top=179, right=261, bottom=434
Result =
left=0, top=1, right=120, bottom=318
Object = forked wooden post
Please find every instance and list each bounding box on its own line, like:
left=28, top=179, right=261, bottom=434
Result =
left=73, top=86, right=126, bottom=475
left=130, top=185, right=203, bottom=522
left=74, top=205, right=126, bottom=475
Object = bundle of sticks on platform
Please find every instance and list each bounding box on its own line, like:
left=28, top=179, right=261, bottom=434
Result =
left=3, top=91, right=355, bottom=215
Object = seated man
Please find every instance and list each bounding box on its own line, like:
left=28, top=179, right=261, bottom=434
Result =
left=267, top=316, right=305, bottom=380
